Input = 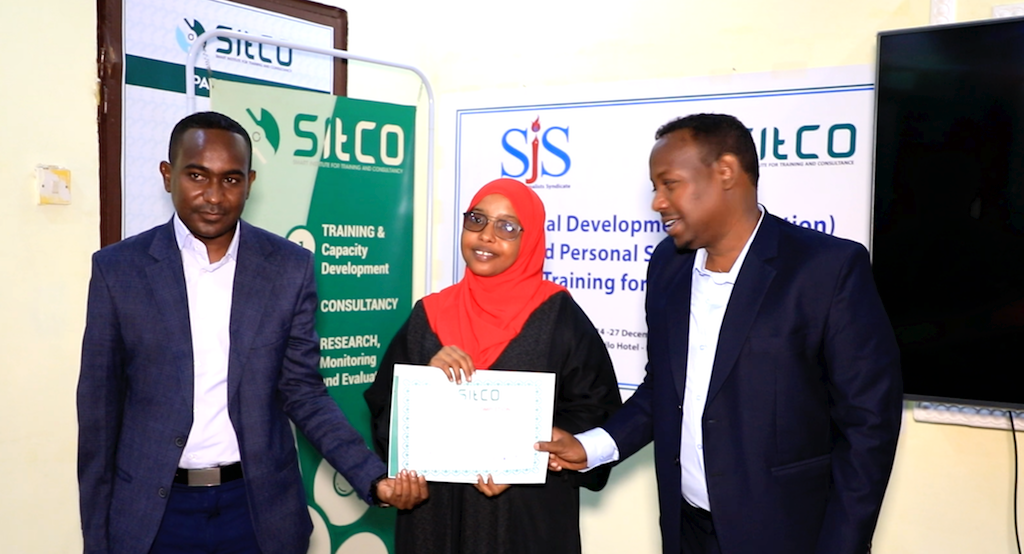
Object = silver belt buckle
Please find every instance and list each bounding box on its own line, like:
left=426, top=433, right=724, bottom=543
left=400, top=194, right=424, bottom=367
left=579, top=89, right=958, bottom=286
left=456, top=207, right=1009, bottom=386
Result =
left=187, top=467, right=222, bottom=487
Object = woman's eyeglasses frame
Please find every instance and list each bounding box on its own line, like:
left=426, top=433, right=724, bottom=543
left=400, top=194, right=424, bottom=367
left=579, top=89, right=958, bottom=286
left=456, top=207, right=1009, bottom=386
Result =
left=462, top=211, right=524, bottom=241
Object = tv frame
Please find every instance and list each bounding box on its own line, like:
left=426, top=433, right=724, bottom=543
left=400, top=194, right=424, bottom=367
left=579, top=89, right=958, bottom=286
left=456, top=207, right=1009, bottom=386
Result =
left=872, top=16, right=1024, bottom=410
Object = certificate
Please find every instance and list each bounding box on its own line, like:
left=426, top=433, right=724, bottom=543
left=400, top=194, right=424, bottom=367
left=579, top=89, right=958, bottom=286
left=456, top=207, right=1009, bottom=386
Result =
left=388, top=364, right=555, bottom=484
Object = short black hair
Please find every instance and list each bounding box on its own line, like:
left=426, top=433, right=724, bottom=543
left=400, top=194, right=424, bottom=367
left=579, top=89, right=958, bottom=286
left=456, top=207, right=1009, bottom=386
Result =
left=655, top=113, right=759, bottom=187
left=167, top=111, right=252, bottom=170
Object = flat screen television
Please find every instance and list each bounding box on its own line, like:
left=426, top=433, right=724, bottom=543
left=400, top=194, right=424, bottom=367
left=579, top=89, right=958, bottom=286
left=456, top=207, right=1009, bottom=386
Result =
left=873, top=17, right=1024, bottom=408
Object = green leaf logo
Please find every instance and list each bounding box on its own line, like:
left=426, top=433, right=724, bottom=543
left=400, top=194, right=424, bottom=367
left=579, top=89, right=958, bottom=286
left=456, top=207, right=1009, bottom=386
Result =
left=185, top=18, right=206, bottom=38
left=246, top=108, right=280, bottom=153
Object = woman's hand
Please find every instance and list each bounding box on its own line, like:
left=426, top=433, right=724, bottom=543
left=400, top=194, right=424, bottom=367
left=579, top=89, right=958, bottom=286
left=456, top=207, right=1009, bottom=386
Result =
left=429, top=346, right=475, bottom=384
left=474, top=474, right=511, bottom=497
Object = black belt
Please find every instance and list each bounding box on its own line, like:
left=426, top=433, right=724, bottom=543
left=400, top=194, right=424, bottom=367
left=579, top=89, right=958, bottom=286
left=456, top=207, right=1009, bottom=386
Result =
left=174, top=462, right=243, bottom=487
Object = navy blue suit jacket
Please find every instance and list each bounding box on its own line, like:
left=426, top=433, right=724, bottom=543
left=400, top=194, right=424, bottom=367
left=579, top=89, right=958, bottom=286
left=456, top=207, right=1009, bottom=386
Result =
left=77, top=220, right=385, bottom=554
left=604, top=213, right=902, bottom=554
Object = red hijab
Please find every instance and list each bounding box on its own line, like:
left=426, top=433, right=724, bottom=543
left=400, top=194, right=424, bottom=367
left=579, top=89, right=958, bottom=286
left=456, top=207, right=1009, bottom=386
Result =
left=422, top=179, right=566, bottom=369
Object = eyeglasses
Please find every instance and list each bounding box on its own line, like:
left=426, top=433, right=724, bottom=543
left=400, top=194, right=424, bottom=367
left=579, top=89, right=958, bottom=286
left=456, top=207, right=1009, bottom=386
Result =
left=463, top=211, right=524, bottom=241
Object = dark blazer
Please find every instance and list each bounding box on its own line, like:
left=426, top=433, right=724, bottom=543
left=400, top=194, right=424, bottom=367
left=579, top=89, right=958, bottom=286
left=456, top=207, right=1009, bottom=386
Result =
left=604, top=213, right=902, bottom=554
left=77, top=220, right=385, bottom=554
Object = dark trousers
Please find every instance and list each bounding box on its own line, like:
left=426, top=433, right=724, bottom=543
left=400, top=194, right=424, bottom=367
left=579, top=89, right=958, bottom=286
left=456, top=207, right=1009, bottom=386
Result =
left=150, top=478, right=261, bottom=554
left=680, top=500, right=721, bottom=554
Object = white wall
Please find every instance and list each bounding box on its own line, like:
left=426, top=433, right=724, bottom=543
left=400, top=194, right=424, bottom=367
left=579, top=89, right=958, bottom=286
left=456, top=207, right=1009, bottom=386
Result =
left=0, top=1, right=99, bottom=552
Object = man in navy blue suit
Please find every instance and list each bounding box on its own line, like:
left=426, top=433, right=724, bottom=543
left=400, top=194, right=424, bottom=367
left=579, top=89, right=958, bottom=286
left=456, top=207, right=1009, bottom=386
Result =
left=538, top=113, right=902, bottom=554
left=77, top=112, right=426, bottom=554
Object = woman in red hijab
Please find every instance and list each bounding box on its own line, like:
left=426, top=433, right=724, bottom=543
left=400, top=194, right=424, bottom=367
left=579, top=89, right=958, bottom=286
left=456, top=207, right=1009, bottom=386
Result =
left=365, top=178, right=621, bottom=554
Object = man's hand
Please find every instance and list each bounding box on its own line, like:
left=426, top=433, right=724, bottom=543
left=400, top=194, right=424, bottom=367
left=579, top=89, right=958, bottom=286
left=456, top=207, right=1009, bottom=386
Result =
left=429, top=346, right=475, bottom=384
left=375, top=470, right=428, bottom=510
left=474, top=474, right=511, bottom=497
left=534, top=426, right=588, bottom=471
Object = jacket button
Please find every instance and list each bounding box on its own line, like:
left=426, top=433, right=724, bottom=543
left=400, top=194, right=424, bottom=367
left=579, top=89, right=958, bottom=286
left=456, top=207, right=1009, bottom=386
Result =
left=707, top=419, right=717, bottom=425
left=158, top=487, right=167, bottom=498
left=174, top=437, right=185, bottom=447
left=673, top=455, right=680, bottom=466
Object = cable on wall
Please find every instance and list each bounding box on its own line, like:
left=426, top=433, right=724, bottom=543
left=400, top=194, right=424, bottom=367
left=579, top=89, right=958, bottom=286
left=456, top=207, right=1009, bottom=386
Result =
left=1011, top=411, right=1021, bottom=554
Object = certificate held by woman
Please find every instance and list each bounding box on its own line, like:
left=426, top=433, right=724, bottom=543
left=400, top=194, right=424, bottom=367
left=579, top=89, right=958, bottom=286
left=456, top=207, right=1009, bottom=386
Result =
left=387, top=363, right=555, bottom=484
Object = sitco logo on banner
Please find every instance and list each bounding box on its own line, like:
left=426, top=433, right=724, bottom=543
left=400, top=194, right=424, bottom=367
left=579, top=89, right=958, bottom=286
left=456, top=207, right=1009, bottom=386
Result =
left=294, top=115, right=405, bottom=166
left=175, top=17, right=295, bottom=71
left=500, top=117, right=571, bottom=183
left=243, top=106, right=407, bottom=170
left=246, top=108, right=280, bottom=153
left=751, top=123, right=857, bottom=161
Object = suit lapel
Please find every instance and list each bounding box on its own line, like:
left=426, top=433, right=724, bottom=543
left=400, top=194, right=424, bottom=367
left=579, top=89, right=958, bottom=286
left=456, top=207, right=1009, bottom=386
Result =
left=228, top=222, right=276, bottom=399
left=146, top=221, right=194, bottom=403
left=669, top=251, right=696, bottom=400
left=706, top=214, right=780, bottom=405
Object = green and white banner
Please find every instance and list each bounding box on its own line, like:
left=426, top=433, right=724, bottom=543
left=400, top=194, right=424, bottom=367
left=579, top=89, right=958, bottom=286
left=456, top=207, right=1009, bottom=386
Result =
left=214, top=80, right=415, bottom=554
left=124, top=0, right=336, bottom=237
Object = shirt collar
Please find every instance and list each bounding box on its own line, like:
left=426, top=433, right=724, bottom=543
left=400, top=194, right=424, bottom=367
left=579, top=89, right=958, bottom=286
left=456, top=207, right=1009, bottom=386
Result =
left=693, top=204, right=766, bottom=284
left=172, top=213, right=241, bottom=267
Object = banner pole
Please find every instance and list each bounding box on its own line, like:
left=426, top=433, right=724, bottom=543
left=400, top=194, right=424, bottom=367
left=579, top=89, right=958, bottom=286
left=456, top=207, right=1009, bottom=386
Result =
left=186, top=29, right=436, bottom=295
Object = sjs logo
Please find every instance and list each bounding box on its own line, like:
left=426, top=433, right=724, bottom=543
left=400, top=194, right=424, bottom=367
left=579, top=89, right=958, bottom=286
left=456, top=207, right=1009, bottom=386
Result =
left=501, top=118, right=570, bottom=183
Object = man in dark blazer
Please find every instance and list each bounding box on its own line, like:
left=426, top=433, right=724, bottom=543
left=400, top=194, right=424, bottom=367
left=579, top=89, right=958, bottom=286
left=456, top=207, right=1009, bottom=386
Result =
left=538, top=113, right=902, bottom=554
left=78, top=112, right=426, bottom=554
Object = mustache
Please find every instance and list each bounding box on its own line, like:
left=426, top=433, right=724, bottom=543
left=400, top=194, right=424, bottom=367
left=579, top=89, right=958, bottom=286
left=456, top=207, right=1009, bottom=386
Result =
left=195, top=205, right=227, bottom=215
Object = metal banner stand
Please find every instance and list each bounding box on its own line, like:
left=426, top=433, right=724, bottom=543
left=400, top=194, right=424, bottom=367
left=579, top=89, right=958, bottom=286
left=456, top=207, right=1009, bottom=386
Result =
left=186, top=29, right=436, bottom=294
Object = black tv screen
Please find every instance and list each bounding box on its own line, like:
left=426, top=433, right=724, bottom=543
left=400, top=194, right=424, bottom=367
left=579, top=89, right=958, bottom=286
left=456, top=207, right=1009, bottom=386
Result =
left=873, top=17, right=1024, bottom=408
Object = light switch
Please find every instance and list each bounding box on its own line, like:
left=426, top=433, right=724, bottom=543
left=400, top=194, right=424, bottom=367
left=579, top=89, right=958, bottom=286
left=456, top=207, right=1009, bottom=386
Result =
left=36, top=165, right=71, bottom=205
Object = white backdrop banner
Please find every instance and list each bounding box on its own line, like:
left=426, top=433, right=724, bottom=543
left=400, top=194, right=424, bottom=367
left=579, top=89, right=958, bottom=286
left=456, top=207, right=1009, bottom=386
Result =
left=122, top=0, right=335, bottom=238
left=440, top=66, right=875, bottom=395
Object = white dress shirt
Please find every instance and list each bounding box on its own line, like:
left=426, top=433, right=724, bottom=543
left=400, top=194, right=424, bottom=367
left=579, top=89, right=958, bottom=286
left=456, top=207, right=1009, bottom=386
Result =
left=172, top=214, right=242, bottom=469
left=578, top=206, right=765, bottom=512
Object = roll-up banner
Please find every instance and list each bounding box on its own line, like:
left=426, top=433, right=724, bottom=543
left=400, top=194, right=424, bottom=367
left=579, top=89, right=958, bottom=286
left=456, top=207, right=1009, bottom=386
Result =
left=214, top=79, right=415, bottom=554
left=442, top=66, right=875, bottom=396
left=124, top=0, right=336, bottom=238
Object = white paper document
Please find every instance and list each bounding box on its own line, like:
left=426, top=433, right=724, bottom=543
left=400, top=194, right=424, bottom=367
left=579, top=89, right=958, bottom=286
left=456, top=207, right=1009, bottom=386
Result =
left=388, top=364, right=556, bottom=484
